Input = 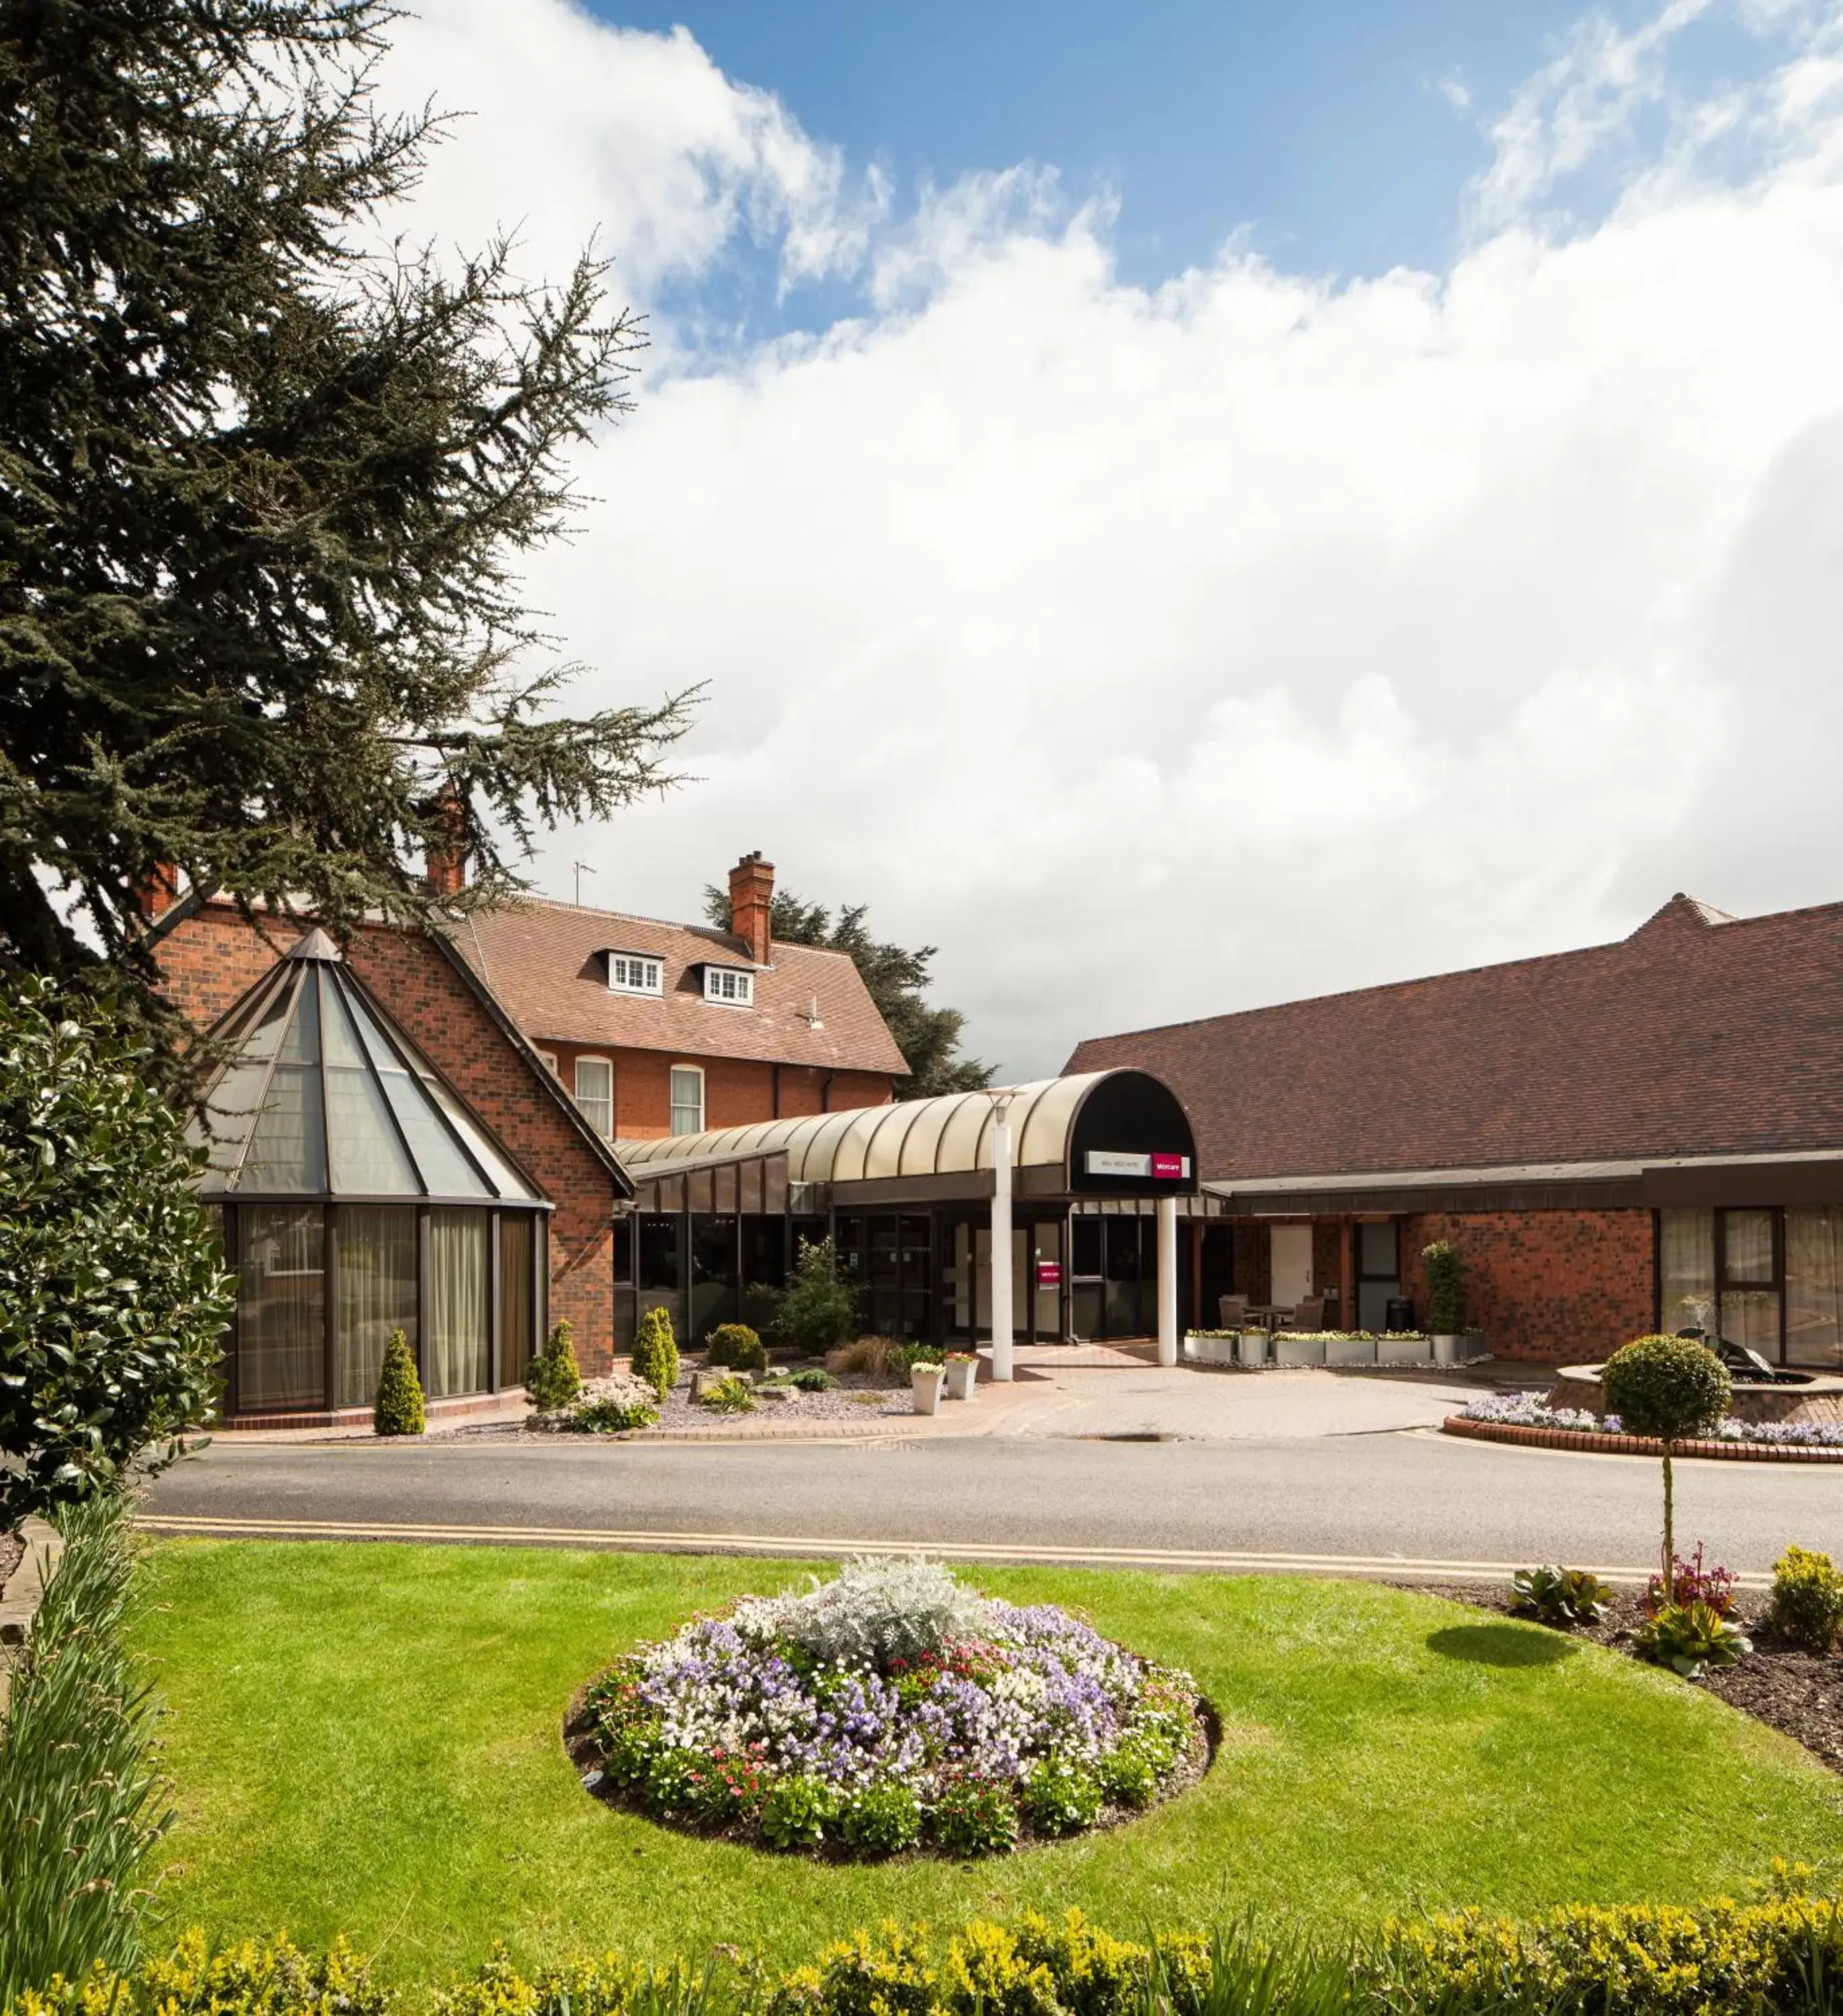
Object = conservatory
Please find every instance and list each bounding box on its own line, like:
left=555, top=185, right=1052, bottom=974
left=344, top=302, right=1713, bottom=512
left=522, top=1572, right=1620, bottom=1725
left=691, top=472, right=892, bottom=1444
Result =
left=192, top=928, right=550, bottom=1421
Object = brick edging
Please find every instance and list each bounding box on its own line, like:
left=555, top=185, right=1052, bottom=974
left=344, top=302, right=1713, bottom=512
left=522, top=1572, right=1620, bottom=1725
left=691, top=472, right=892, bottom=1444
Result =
left=0, top=1517, right=64, bottom=1708
left=1441, top=1417, right=1843, bottom=1464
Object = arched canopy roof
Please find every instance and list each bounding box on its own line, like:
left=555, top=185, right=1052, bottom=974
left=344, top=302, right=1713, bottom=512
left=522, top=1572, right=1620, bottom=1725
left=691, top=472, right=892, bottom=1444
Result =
left=617, top=1069, right=1196, bottom=1198
left=189, top=929, right=545, bottom=1206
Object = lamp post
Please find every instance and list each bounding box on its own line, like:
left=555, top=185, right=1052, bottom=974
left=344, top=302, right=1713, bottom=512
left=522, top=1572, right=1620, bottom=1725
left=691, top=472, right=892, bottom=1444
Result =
left=989, top=1091, right=1016, bottom=1382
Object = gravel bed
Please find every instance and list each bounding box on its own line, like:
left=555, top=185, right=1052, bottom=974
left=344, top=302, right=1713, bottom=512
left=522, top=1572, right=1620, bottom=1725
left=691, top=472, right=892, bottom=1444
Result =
left=1398, top=1579, right=1843, bottom=1776
left=446, top=1365, right=917, bottom=1437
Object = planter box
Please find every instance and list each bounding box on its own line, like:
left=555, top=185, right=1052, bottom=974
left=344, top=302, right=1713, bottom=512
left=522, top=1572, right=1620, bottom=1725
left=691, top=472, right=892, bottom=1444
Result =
left=1432, top=1333, right=1489, bottom=1366
left=1184, top=1333, right=1233, bottom=1366
left=1237, top=1330, right=1269, bottom=1369
left=1380, top=1335, right=1433, bottom=1366
left=1274, top=1332, right=1327, bottom=1367
left=1325, top=1335, right=1377, bottom=1367
left=944, top=1358, right=978, bottom=1402
left=910, top=1365, right=946, bottom=1415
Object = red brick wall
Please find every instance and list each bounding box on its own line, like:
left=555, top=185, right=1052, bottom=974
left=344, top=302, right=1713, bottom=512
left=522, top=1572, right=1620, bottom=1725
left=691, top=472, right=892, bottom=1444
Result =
left=540, top=1042, right=894, bottom=1138
left=1400, top=1208, right=1655, bottom=1362
left=157, top=902, right=622, bottom=1373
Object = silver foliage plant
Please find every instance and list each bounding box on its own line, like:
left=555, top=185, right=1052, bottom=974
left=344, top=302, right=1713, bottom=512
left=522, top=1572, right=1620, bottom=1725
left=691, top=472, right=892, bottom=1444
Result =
left=735, top=1556, right=989, bottom=1667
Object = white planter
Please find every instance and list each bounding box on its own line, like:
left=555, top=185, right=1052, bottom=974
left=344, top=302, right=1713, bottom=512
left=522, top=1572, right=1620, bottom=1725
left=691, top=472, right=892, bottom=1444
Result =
left=1237, top=1330, right=1268, bottom=1369
left=1325, top=1335, right=1377, bottom=1367
left=1462, top=1332, right=1489, bottom=1363
left=1432, top=1333, right=1462, bottom=1366
left=944, top=1358, right=977, bottom=1401
left=910, top=1366, right=946, bottom=1415
left=1274, top=1332, right=1327, bottom=1367
left=1379, top=1335, right=1432, bottom=1366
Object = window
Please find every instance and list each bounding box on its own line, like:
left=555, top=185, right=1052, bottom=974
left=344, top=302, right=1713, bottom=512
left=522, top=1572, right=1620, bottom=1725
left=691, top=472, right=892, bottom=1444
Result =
left=669, top=1064, right=704, bottom=1135
left=608, top=952, right=663, bottom=996
left=702, top=965, right=753, bottom=1007
left=536, top=1050, right=558, bottom=1076
left=574, top=1056, right=613, bottom=1136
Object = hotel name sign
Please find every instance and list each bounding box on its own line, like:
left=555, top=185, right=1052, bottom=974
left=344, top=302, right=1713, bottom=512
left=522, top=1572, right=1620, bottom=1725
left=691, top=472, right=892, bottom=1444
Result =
left=1083, top=1150, right=1192, bottom=1181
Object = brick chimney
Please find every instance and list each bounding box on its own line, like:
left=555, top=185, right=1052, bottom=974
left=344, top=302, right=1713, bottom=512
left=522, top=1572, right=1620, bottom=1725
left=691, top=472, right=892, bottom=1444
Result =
left=134, top=862, right=180, bottom=920
left=729, top=851, right=775, bottom=964
left=424, top=790, right=467, bottom=897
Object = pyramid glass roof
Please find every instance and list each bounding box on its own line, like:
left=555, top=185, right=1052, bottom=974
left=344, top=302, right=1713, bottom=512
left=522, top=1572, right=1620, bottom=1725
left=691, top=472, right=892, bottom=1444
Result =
left=190, top=928, right=543, bottom=1205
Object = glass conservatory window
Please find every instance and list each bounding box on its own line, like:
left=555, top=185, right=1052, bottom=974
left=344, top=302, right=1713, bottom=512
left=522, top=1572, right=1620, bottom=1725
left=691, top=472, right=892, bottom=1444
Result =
left=499, top=1214, right=536, bottom=1387
left=321, top=978, right=419, bottom=1194
left=1786, top=1206, right=1843, bottom=1369
left=240, top=976, right=326, bottom=1193
left=427, top=1208, right=489, bottom=1397
left=237, top=1204, right=324, bottom=1409
left=342, top=986, right=484, bottom=1196
left=335, top=1205, right=417, bottom=1406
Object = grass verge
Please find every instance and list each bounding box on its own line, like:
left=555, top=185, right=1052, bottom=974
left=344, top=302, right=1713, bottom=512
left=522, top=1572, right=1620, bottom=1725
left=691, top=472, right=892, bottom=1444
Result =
left=132, top=1543, right=1843, bottom=1990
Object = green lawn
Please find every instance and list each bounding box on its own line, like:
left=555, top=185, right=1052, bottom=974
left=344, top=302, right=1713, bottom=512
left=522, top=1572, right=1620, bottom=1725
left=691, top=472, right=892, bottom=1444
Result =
left=132, top=1542, right=1843, bottom=1992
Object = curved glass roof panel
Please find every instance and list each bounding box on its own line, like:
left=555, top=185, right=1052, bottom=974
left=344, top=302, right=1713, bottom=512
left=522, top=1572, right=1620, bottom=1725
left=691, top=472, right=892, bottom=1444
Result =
left=193, top=930, right=542, bottom=1205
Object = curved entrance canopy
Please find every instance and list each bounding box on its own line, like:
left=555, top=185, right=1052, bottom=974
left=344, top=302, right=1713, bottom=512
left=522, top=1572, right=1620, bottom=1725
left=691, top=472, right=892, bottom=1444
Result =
left=616, top=1068, right=1196, bottom=1202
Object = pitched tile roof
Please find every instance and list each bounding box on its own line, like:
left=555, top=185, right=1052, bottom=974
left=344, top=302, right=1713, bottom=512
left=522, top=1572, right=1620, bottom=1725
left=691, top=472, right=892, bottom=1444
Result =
left=1065, top=894, right=1843, bottom=1181
left=447, top=897, right=908, bottom=1075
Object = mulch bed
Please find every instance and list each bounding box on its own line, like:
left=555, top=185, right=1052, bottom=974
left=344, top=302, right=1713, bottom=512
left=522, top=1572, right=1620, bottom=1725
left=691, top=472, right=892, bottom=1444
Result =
left=1402, top=1579, right=1843, bottom=1775
left=0, top=1529, right=20, bottom=1603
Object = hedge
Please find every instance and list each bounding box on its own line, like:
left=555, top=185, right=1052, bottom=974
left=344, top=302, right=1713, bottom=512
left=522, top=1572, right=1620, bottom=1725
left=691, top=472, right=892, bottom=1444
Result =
left=10, top=1896, right=1843, bottom=2016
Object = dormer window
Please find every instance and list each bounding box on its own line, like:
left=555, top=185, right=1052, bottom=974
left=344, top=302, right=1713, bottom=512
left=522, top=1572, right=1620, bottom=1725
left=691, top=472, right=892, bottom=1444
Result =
left=607, top=950, right=663, bottom=997
left=703, top=964, right=754, bottom=1007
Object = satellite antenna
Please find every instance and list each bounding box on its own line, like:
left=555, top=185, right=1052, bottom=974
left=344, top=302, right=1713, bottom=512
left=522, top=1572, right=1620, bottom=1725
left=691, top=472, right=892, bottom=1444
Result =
left=572, top=860, right=596, bottom=907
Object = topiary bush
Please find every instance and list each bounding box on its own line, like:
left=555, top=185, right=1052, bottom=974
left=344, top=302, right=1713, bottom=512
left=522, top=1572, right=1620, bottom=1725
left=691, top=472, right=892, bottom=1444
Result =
left=1603, top=1334, right=1731, bottom=1601
left=372, top=1331, right=425, bottom=1436
left=525, top=1319, right=581, bottom=1412
left=1770, top=1544, right=1843, bottom=1653
left=776, top=1237, right=860, bottom=1359
left=704, top=1323, right=768, bottom=1374
left=630, top=1307, right=679, bottom=1398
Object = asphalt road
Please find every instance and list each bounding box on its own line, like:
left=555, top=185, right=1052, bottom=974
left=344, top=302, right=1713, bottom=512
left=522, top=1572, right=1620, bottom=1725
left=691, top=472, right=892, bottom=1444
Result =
left=141, top=1427, right=1843, bottom=1581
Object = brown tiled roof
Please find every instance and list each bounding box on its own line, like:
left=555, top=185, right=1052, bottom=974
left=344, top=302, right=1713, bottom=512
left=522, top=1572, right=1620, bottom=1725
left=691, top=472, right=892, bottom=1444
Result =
left=1065, top=894, right=1843, bottom=1181
left=447, top=898, right=908, bottom=1075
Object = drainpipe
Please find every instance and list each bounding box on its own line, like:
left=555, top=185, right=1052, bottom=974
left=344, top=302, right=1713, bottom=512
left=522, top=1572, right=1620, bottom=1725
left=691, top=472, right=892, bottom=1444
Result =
left=990, top=1093, right=1015, bottom=1382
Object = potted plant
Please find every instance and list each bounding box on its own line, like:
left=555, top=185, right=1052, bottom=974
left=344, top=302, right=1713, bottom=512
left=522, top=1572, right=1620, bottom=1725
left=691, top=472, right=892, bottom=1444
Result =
left=1423, top=1240, right=1469, bottom=1366
left=909, top=1358, right=946, bottom=1415
left=944, top=1351, right=979, bottom=1401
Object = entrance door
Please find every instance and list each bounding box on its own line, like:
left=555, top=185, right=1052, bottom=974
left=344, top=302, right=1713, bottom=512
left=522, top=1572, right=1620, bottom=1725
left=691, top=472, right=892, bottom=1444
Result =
left=1270, top=1224, right=1313, bottom=1308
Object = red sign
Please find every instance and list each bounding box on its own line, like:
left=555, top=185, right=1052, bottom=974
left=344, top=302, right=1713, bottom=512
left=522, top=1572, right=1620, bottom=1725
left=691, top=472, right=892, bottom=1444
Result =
left=1036, top=1260, right=1062, bottom=1288
left=1151, top=1152, right=1188, bottom=1180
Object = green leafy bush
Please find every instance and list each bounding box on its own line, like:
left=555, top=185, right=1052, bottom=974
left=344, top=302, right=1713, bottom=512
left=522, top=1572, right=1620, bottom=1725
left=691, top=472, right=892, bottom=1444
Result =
left=0, top=978, right=235, bottom=1525
left=372, top=1331, right=425, bottom=1436
left=757, top=1368, right=839, bottom=1394
left=1603, top=1334, right=1733, bottom=1599
left=930, top=1779, right=1018, bottom=1858
left=696, top=1376, right=756, bottom=1415
left=1018, top=1757, right=1102, bottom=1837
left=1770, top=1544, right=1843, bottom=1653
left=1633, top=1599, right=1753, bottom=1679
left=704, top=1324, right=767, bottom=1374
left=0, top=1496, right=170, bottom=2004
left=572, top=1396, right=658, bottom=1433
left=760, top=1774, right=837, bottom=1851
left=1420, top=1239, right=1468, bottom=1334
left=1511, top=1565, right=1613, bottom=1626
left=777, top=1238, right=860, bottom=1358
left=631, top=1308, right=680, bottom=1398
left=526, top=1320, right=582, bottom=1411
left=1095, top=1742, right=1159, bottom=1810
left=841, top=1783, right=922, bottom=1857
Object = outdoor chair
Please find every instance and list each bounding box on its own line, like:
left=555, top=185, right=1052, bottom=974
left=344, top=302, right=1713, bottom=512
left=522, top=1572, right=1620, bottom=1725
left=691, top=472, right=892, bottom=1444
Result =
left=1278, top=1296, right=1327, bottom=1331
left=1218, top=1293, right=1250, bottom=1328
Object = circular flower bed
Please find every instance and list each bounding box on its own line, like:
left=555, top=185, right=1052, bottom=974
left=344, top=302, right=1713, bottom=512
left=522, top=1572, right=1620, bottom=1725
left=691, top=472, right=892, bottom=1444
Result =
left=1458, top=1390, right=1843, bottom=1448
left=568, top=1558, right=1211, bottom=1858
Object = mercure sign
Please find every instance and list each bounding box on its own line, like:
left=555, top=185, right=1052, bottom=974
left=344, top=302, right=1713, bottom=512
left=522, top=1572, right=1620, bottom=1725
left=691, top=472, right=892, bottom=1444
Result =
left=1083, top=1150, right=1192, bottom=1181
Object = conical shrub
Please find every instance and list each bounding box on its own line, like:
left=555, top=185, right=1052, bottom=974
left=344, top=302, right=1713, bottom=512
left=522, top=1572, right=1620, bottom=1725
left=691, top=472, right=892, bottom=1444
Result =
left=526, top=1318, right=581, bottom=1411
left=373, top=1329, right=425, bottom=1435
left=632, top=1306, right=679, bottom=1398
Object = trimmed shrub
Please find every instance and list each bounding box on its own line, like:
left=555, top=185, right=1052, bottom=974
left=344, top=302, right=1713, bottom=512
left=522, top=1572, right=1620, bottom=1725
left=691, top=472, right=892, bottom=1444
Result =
left=372, top=1331, right=425, bottom=1436
left=704, top=1324, right=768, bottom=1374
left=1420, top=1239, right=1468, bottom=1335
left=1604, top=1335, right=1732, bottom=1600
left=0, top=1495, right=170, bottom=2005
left=630, top=1308, right=679, bottom=1399
left=526, top=1320, right=581, bottom=1412
left=696, top=1375, right=757, bottom=1415
left=776, top=1238, right=860, bottom=1358
left=1770, top=1544, right=1843, bottom=1653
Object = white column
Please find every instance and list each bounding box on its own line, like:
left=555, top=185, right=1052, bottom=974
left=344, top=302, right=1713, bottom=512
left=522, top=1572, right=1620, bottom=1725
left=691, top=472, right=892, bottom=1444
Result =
left=989, top=1102, right=1014, bottom=1381
left=1156, top=1194, right=1178, bottom=1367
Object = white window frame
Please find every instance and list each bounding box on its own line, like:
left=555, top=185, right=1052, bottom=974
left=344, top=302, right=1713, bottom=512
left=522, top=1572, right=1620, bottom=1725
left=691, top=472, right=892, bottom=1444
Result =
left=573, top=1054, right=614, bottom=1138
left=536, top=1049, right=559, bottom=1077
left=669, top=1064, right=705, bottom=1136
left=702, top=964, right=754, bottom=1008
left=607, top=952, right=663, bottom=997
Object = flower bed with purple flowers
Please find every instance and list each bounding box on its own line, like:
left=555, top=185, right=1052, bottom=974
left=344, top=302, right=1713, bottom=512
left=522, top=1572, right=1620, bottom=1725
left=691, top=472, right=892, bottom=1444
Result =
left=569, top=1558, right=1209, bottom=1859
left=1455, top=1391, right=1843, bottom=1448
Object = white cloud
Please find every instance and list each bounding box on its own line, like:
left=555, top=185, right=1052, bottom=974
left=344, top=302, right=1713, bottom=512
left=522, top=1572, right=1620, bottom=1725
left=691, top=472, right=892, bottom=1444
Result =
left=386, top=0, right=1843, bottom=1077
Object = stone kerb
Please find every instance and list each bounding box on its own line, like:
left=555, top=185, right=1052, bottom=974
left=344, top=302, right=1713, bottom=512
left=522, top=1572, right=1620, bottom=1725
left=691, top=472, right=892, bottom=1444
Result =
left=0, top=1517, right=65, bottom=1712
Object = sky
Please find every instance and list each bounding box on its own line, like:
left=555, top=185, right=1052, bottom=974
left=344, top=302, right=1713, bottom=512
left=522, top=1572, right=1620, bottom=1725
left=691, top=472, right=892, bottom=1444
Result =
left=377, top=0, right=1843, bottom=1079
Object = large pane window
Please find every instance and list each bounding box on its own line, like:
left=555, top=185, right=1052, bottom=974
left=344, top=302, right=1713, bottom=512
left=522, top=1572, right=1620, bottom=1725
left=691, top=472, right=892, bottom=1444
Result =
left=669, top=1066, right=704, bottom=1136
left=1786, top=1206, right=1843, bottom=1370
left=690, top=1214, right=738, bottom=1337
left=335, top=1205, right=417, bottom=1407
left=575, top=1058, right=613, bottom=1138
left=499, top=1214, right=537, bottom=1387
left=1719, top=1207, right=1779, bottom=1357
left=1104, top=1215, right=1141, bottom=1338
left=639, top=1214, right=680, bottom=1325
left=1659, top=1208, right=1716, bottom=1333
left=427, top=1208, right=489, bottom=1396
left=237, top=1204, right=324, bottom=1409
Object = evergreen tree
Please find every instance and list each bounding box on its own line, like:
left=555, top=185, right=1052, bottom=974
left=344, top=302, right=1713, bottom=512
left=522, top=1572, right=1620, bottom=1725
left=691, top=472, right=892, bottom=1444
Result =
left=372, top=1329, right=425, bottom=1435
left=0, top=0, right=694, bottom=1012
left=704, top=886, right=992, bottom=1099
